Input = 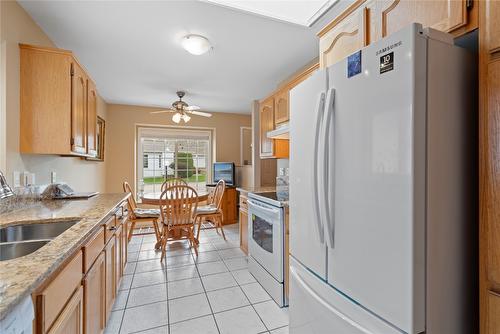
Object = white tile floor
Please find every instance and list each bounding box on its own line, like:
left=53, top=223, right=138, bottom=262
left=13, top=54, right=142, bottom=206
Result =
left=105, top=224, right=289, bottom=334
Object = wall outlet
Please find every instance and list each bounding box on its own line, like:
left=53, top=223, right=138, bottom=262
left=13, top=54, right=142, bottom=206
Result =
left=13, top=171, right=21, bottom=187
left=51, top=171, right=57, bottom=184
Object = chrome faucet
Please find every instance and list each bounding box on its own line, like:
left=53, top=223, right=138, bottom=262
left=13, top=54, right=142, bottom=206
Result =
left=0, top=171, right=14, bottom=199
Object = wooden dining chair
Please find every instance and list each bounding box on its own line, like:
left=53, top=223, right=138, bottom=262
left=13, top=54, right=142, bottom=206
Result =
left=123, top=181, right=161, bottom=246
left=161, top=178, right=187, bottom=193
left=194, top=179, right=226, bottom=241
left=158, top=185, right=199, bottom=261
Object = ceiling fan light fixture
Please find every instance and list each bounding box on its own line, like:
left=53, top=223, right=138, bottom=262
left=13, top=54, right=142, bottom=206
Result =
left=172, top=112, right=182, bottom=123
left=182, top=114, right=191, bottom=123
left=182, top=34, right=211, bottom=55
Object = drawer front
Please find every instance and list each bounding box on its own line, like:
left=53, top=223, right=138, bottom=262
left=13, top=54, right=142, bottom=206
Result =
left=37, top=251, right=83, bottom=333
left=82, top=228, right=105, bottom=273
left=103, top=215, right=116, bottom=244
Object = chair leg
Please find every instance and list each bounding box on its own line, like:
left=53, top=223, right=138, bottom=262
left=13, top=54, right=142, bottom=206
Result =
left=128, top=221, right=136, bottom=241
left=219, top=215, right=226, bottom=240
left=196, top=216, right=202, bottom=242
left=160, top=228, right=168, bottom=262
left=191, top=227, right=198, bottom=257
left=153, top=219, right=162, bottom=249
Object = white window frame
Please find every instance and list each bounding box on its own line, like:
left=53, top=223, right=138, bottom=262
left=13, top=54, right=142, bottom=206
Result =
left=135, top=125, right=215, bottom=199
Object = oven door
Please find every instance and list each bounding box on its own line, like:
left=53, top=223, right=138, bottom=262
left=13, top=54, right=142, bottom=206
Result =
left=247, top=198, right=284, bottom=282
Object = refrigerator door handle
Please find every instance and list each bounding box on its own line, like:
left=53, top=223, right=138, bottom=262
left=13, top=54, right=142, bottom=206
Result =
left=323, top=88, right=336, bottom=248
left=290, top=265, right=374, bottom=334
left=312, top=92, right=326, bottom=244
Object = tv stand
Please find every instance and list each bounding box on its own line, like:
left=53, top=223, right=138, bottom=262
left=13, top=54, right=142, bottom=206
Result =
left=205, top=184, right=237, bottom=225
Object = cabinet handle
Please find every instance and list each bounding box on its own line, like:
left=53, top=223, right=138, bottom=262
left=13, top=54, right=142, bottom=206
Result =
left=108, top=226, right=117, bottom=231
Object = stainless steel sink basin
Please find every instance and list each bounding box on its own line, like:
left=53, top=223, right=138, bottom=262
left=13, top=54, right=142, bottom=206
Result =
left=0, top=240, right=50, bottom=261
left=0, top=220, right=79, bottom=243
left=0, top=220, right=80, bottom=261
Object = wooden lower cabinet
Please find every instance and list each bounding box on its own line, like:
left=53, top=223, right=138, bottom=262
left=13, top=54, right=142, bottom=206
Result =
left=33, top=208, right=128, bottom=334
left=105, top=236, right=117, bottom=316
left=47, top=287, right=83, bottom=334
left=115, top=224, right=124, bottom=286
left=207, top=186, right=238, bottom=225
left=239, top=208, right=248, bottom=254
left=83, top=252, right=105, bottom=334
left=488, top=292, right=500, bottom=334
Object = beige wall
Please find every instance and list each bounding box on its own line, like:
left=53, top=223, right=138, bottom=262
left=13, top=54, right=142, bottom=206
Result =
left=105, top=104, right=251, bottom=193
left=0, top=1, right=108, bottom=192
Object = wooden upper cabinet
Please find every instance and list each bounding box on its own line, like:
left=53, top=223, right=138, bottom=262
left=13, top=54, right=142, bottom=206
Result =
left=87, top=80, right=98, bottom=157
left=71, top=62, right=87, bottom=155
left=274, top=89, right=289, bottom=125
left=319, top=6, right=369, bottom=68
left=260, top=97, right=275, bottom=157
left=485, top=0, right=500, bottom=54
left=20, top=45, right=73, bottom=154
left=369, top=0, right=470, bottom=42
left=19, top=44, right=98, bottom=157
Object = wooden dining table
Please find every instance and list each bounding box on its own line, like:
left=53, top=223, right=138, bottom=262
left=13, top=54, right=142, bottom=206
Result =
left=140, top=189, right=209, bottom=205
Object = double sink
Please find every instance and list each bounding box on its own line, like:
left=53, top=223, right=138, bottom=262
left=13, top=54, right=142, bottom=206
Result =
left=0, top=220, right=79, bottom=261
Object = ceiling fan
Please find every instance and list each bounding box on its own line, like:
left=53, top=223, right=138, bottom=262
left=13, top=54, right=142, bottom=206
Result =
left=150, top=91, right=212, bottom=123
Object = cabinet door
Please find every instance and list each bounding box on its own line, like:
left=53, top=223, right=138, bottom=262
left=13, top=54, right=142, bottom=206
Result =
left=71, top=62, right=87, bottom=154
left=488, top=292, right=500, bottom=334
left=83, top=252, right=105, bottom=334
left=373, top=0, right=468, bottom=41
left=319, top=7, right=368, bottom=68
left=239, top=208, right=248, bottom=254
left=115, top=224, right=124, bottom=285
left=87, top=80, right=98, bottom=157
left=47, top=287, right=83, bottom=334
left=274, top=89, right=289, bottom=125
left=260, top=97, right=275, bottom=157
left=105, top=236, right=117, bottom=320
left=485, top=0, right=500, bottom=54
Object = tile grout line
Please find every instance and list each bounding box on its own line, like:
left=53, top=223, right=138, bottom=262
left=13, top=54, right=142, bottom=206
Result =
left=191, top=238, right=222, bottom=334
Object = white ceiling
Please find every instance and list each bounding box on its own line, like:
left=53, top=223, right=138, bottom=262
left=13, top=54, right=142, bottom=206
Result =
left=201, top=0, right=338, bottom=26
left=18, top=1, right=345, bottom=114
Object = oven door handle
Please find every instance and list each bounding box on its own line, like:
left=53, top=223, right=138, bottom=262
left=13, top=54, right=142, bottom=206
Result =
left=247, top=199, right=281, bottom=216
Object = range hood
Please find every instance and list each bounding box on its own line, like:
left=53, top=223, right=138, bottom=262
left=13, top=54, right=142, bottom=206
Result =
left=267, top=123, right=289, bottom=140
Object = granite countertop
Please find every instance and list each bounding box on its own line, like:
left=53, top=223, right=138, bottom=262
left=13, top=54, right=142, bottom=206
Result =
left=0, top=193, right=129, bottom=320
left=236, top=186, right=277, bottom=194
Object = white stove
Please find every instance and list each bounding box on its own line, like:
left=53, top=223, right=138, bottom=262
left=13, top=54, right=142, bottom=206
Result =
left=247, top=191, right=288, bottom=307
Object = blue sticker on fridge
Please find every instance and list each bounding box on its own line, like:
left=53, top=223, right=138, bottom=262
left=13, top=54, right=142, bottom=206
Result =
left=347, top=50, right=362, bottom=78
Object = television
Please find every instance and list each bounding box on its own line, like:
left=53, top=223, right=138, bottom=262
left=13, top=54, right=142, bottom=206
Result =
left=213, top=162, right=235, bottom=186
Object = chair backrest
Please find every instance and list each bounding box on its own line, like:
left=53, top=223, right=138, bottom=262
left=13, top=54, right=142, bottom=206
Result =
left=159, top=185, right=199, bottom=227
left=123, top=181, right=138, bottom=219
left=161, top=178, right=188, bottom=193
left=211, top=179, right=226, bottom=210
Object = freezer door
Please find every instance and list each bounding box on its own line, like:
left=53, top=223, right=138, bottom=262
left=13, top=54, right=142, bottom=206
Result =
left=289, top=257, right=402, bottom=334
left=326, top=24, right=426, bottom=333
left=289, top=69, right=328, bottom=279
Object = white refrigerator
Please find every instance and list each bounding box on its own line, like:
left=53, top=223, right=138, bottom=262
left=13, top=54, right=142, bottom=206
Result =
left=289, top=23, right=477, bottom=334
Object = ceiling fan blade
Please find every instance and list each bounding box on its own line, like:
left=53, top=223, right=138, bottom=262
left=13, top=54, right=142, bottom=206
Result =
left=184, top=105, right=201, bottom=111
left=150, top=109, right=176, bottom=114
left=188, top=110, right=212, bottom=117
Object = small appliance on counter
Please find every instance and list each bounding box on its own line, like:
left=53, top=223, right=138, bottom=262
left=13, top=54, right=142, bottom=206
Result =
left=44, top=183, right=99, bottom=199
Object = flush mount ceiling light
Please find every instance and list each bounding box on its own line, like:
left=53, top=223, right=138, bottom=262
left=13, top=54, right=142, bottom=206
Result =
left=181, top=34, right=212, bottom=55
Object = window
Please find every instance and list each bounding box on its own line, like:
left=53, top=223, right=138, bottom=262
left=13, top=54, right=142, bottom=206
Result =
left=137, top=127, right=213, bottom=197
